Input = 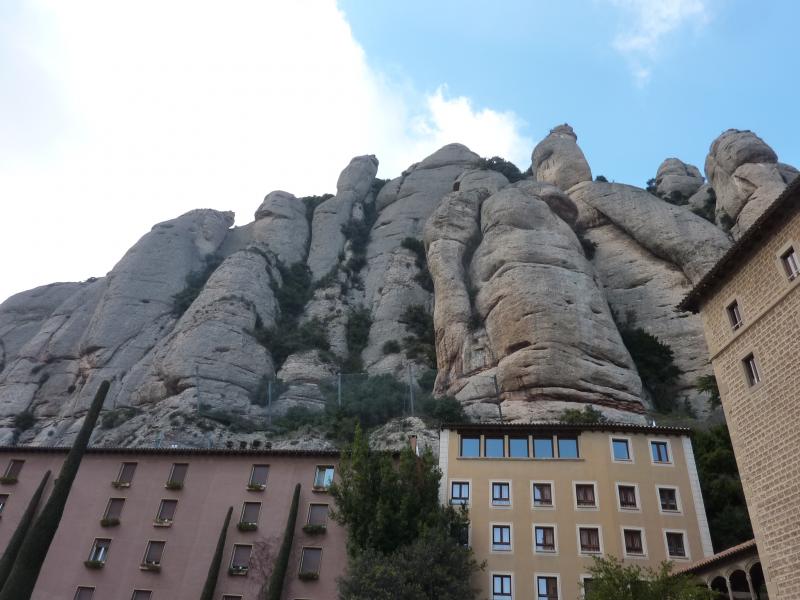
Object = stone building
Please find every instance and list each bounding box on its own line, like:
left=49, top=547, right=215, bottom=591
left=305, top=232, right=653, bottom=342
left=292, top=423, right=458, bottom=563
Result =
left=678, top=539, right=767, bottom=599
left=0, top=446, right=345, bottom=600
left=438, top=422, right=713, bottom=599
left=679, top=176, right=800, bottom=600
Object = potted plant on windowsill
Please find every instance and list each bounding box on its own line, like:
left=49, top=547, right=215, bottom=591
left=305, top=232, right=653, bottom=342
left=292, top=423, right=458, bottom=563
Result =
left=100, top=517, right=120, bottom=527
left=246, top=483, right=266, bottom=492
left=140, top=561, right=161, bottom=572
left=311, top=485, right=329, bottom=493
left=164, top=480, right=183, bottom=490
left=228, top=565, right=248, bottom=576
left=111, top=480, right=130, bottom=489
left=298, top=571, right=319, bottom=581
left=84, top=560, right=105, bottom=569
left=153, top=518, right=173, bottom=527
left=301, top=524, right=326, bottom=535
left=0, top=476, right=18, bottom=485
left=237, top=521, right=257, bottom=532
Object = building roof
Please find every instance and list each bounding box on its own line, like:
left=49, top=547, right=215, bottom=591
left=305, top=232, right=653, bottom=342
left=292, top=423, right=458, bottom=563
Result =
left=441, top=421, right=691, bottom=437
left=678, top=175, right=800, bottom=313
left=0, top=445, right=340, bottom=458
left=676, top=539, right=758, bottom=575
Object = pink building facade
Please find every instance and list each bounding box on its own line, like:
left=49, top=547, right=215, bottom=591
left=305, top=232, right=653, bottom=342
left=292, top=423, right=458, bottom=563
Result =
left=0, top=446, right=346, bottom=600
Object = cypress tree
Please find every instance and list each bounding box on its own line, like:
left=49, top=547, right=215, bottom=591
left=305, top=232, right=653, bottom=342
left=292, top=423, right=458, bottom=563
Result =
left=0, top=380, right=110, bottom=600
left=0, top=470, right=51, bottom=589
left=265, top=483, right=301, bottom=600
left=199, top=506, right=233, bottom=600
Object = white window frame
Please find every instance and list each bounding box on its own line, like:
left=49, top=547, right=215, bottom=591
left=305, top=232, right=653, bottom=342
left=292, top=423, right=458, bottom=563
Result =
left=648, top=439, right=673, bottom=466
left=656, top=485, right=683, bottom=515
left=576, top=525, right=604, bottom=556
left=777, top=241, right=800, bottom=282
left=491, top=572, right=514, bottom=600
left=609, top=436, right=634, bottom=463
left=663, top=528, right=690, bottom=561
left=449, top=479, right=471, bottom=506
left=620, top=526, right=648, bottom=559
left=490, top=480, right=512, bottom=508
left=532, top=523, right=558, bottom=555
left=534, top=572, right=561, bottom=600
left=726, top=299, right=743, bottom=331
left=490, top=522, right=513, bottom=553
left=615, top=482, right=640, bottom=512
left=579, top=574, right=593, bottom=599
left=741, top=352, right=762, bottom=388
left=531, top=480, right=555, bottom=510
left=313, top=465, right=335, bottom=490
left=573, top=481, right=599, bottom=510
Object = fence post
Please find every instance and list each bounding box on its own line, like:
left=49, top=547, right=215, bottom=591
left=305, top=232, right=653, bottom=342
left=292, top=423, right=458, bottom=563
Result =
left=408, top=364, right=415, bottom=416
left=267, top=379, right=273, bottom=426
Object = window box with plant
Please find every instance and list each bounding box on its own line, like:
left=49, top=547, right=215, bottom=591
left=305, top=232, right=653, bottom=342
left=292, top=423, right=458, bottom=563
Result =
left=84, top=560, right=105, bottom=569
left=302, top=523, right=326, bottom=535
left=237, top=521, right=257, bottom=532
left=100, top=517, right=120, bottom=527
left=298, top=571, right=319, bottom=581
left=228, top=565, right=248, bottom=576
left=164, top=480, right=183, bottom=490
left=153, top=517, right=173, bottom=527
left=246, top=483, right=265, bottom=492
left=139, top=561, right=161, bottom=572
left=0, top=476, right=17, bottom=485
left=111, top=480, right=130, bottom=489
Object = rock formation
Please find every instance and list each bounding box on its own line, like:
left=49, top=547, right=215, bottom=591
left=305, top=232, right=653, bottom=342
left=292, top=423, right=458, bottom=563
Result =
left=1, top=125, right=796, bottom=447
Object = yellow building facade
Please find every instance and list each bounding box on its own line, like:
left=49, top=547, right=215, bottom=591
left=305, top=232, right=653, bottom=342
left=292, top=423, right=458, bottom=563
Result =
left=438, top=423, right=713, bottom=600
left=680, top=177, right=800, bottom=600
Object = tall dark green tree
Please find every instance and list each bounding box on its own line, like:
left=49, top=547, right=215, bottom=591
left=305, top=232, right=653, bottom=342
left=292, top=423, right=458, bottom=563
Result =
left=0, top=470, right=51, bottom=590
left=692, top=424, right=753, bottom=550
left=0, top=380, right=110, bottom=600
left=200, top=506, right=233, bottom=600
left=264, top=483, right=300, bottom=600
left=331, top=426, right=482, bottom=599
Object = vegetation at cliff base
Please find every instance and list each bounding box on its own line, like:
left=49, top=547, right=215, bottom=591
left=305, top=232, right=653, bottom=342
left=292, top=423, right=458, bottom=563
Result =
left=331, top=427, right=482, bottom=599
left=558, top=405, right=607, bottom=424
left=617, top=323, right=681, bottom=413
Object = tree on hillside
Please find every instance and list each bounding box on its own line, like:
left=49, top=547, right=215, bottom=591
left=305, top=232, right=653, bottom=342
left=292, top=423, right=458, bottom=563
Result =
left=0, top=380, right=110, bottom=600
left=585, top=556, right=716, bottom=600
left=331, top=426, right=482, bottom=599
left=692, top=424, right=753, bottom=550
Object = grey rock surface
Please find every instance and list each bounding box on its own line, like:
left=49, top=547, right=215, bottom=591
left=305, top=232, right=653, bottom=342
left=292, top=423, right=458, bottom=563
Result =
left=569, top=181, right=731, bottom=283
left=655, top=158, right=704, bottom=200
left=531, top=124, right=592, bottom=190
left=307, top=155, right=378, bottom=280
left=704, top=129, right=795, bottom=236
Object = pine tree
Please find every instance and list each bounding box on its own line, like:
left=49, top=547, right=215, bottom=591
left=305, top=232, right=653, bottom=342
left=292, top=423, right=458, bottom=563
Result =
left=200, top=506, right=233, bottom=600
left=0, top=380, right=110, bottom=600
left=0, top=470, right=51, bottom=589
left=265, top=483, right=300, bottom=600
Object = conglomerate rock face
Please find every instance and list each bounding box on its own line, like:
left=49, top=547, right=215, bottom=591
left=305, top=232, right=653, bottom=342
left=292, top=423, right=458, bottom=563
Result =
left=0, top=125, right=795, bottom=446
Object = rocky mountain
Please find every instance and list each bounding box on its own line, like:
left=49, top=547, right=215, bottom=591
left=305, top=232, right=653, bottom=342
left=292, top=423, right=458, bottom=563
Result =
left=0, top=127, right=795, bottom=447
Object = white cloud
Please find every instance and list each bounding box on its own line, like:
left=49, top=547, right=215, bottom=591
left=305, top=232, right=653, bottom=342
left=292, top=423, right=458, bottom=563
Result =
left=609, top=0, right=709, bottom=84
left=0, top=0, right=530, bottom=303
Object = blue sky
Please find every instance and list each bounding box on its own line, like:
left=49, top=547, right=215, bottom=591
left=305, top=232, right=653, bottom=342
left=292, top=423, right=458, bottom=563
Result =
left=1, top=0, right=798, bottom=303
left=341, top=0, right=800, bottom=185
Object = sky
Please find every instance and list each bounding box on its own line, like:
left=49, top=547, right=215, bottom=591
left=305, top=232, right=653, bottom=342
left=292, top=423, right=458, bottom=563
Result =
left=1, top=0, right=799, bottom=304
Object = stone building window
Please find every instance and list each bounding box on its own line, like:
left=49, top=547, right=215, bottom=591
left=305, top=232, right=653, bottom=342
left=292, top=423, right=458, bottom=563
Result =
left=743, top=353, right=761, bottom=386
left=536, top=575, right=559, bottom=600
left=491, top=482, right=511, bottom=506
left=460, top=436, right=480, bottom=457
left=155, top=499, right=177, bottom=525
left=575, top=483, right=597, bottom=508
left=113, top=462, right=136, bottom=487
left=658, top=487, right=680, bottom=512
left=578, top=527, right=601, bottom=554
left=248, top=464, right=269, bottom=490
left=313, top=466, right=335, bottom=491
left=484, top=437, right=505, bottom=458
left=131, top=591, right=152, bottom=600
left=665, top=531, right=687, bottom=558
left=533, top=482, right=553, bottom=507
left=450, top=481, right=470, bottom=505
left=623, top=529, right=645, bottom=556
left=650, top=441, right=671, bottom=464
left=534, top=526, right=556, bottom=553
left=491, top=525, right=512, bottom=551
left=165, top=463, right=188, bottom=489
left=617, top=485, right=638, bottom=509
left=726, top=300, right=743, bottom=331
left=781, top=246, right=800, bottom=280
